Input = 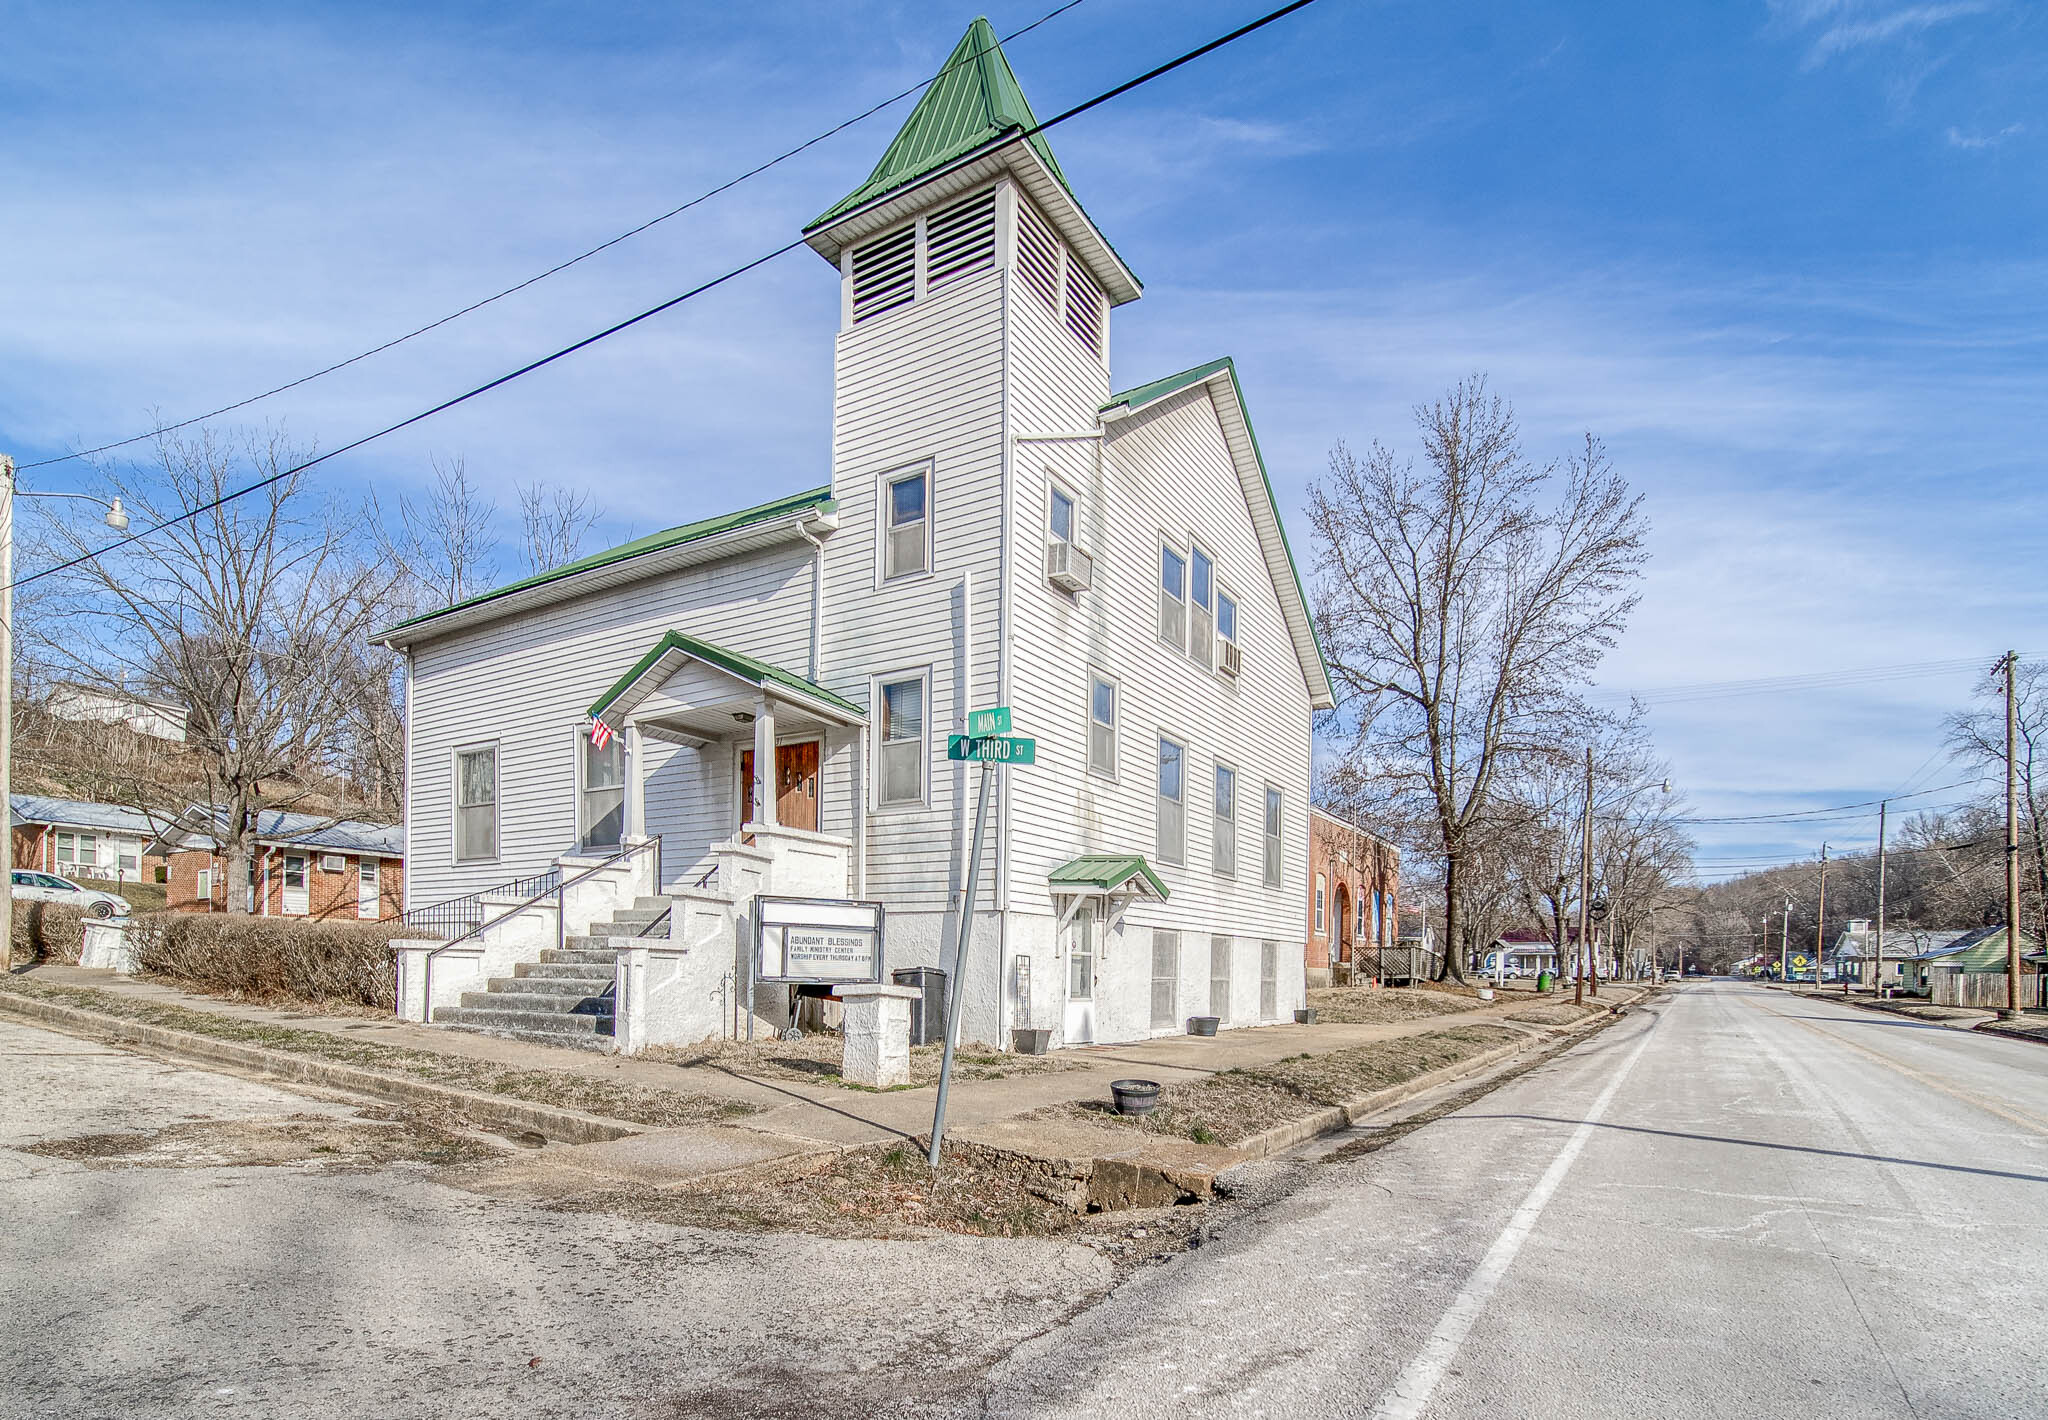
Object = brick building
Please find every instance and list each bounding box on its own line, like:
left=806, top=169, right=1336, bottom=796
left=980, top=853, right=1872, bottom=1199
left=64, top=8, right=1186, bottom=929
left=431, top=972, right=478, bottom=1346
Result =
left=155, top=809, right=404, bottom=921
left=1305, top=806, right=1399, bottom=988
left=10, top=795, right=166, bottom=885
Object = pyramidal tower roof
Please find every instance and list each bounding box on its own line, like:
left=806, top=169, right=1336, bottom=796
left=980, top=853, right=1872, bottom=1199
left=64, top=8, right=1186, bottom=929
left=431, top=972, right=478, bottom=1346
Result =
left=809, top=17, right=1068, bottom=231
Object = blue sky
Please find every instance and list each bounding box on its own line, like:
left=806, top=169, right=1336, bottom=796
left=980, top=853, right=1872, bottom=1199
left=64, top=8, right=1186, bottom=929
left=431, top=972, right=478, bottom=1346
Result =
left=3, top=0, right=2043, bottom=872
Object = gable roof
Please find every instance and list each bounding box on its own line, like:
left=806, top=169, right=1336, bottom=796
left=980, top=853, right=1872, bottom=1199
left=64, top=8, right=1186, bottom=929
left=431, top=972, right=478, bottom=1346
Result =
left=813, top=18, right=1066, bottom=230
left=1101, top=357, right=1336, bottom=709
left=1048, top=854, right=1170, bottom=902
left=158, top=805, right=403, bottom=858
left=590, top=631, right=865, bottom=728
left=379, top=486, right=835, bottom=648
left=9, top=794, right=162, bottom=838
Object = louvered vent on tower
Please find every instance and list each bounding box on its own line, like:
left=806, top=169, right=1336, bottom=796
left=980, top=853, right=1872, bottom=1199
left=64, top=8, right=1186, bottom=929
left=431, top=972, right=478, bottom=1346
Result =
left=850, top=226, right=918, bottom=322
left=1016, top=200, right=1062, bottom=311
left=926, top=189, right=998, bottom=291
left=1065, top=260, right=1105, bottom=358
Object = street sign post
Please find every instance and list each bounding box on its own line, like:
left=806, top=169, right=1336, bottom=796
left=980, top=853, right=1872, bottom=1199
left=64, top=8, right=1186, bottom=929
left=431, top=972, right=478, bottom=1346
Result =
left=946, top=733, right=1036, bottom=764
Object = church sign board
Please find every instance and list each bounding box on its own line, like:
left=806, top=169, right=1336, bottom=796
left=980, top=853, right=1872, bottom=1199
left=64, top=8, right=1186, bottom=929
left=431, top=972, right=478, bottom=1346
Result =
left=754, top=896, right=886, bottom=984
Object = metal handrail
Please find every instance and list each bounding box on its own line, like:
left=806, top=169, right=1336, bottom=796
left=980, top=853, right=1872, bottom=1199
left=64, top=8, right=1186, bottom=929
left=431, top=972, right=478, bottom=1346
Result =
left=419, top=837, right=661, bottom=1014
left=401, top=869, right=561, bottom=940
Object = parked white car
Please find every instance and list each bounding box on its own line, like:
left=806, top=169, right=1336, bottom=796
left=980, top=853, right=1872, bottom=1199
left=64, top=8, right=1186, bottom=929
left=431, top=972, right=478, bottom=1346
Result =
left=11, top=870, right=131, bottom=918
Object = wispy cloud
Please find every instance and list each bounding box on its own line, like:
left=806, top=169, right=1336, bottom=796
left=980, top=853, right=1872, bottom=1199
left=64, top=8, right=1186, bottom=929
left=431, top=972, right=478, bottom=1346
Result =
left=1790, top=2, right=1995, bottom=69
left=1946, top=121, right=2025, bottom=147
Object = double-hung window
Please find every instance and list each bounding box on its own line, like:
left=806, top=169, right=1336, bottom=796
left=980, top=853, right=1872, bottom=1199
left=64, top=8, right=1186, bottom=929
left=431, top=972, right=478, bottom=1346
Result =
left=1263, top=786, right=1283, bottom=888
left=455, top=745, right=498, bottom=862
left=1157, top=545, right=1187, bottom=652
left=1087, top=674, right=1116, bottom=777
left=1189, top=546, right=1214, bottom=670
left=1049, top=486, right=1074, bottom=547
left=878, top=674, right=926, bottom=807
left=1315, top=873, right=1327, bottom=934
left=1156, top=735, right=1186, bottom=865
left=55, top=832, right=75, bottom=869
left=1260, top=941, right=1279, bottom=1019
left=884, top=467, right=929, bottom=580
left=1216, top=589, right=1239, bottom=672
left=580, top=729, right=624, bottom=849
left=1212, top=763, right=1237, bottom=877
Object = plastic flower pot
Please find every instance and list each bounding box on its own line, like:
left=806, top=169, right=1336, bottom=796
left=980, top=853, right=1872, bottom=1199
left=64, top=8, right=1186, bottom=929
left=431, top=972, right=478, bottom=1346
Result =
left=1110, top=1079, right=1161, bottom=1116
left=1011, top=1027, right=1051, bottom=1055
left=1186, top=1015, right=1220, bottom=1037
left=1293, top=1008, right=1317, bottom=1025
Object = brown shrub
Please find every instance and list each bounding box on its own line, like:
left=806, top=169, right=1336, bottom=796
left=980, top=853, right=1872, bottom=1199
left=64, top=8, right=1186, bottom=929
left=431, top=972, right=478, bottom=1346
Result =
left=135, top=914, right=404, bottom=1011
left=11, top=902, right=89, bottom=964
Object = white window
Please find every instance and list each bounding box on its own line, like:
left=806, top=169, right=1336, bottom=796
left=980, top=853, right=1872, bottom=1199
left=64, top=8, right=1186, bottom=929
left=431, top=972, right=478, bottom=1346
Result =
left=1189, top=546, right=1214, bottom=671
left=1217, top=588, right=1239, bottom=664
left=1263, top=786, right=1283, bottom=888
left=1212, top=763, right=1237, bottom=877
left=1049, top=485, right=1074, bottom=545
left=877, top=674, right=926, bottom=807
left=1260, top=940, right=1279, bottom=1020
left=1157, top=544, right=1187, bottom=652
left=54, top=832, right=75, bottom=867
left=1151, top=930, right=1180, bottom=1030
left=1087, top=674, right=1116, bottom=778
left=1156, top=735, right=1186, bottom=866
left=1210, top=936, right=1233, bottom=1022
left=455, top=744, right=498, bottom=862
left=1315, top=873, right=1327, bottom=934
left=580, top=729, right=624, bottom=849
left=195, top=868, right=212, bottom=901
left=883, top=466, right=930, bottom=581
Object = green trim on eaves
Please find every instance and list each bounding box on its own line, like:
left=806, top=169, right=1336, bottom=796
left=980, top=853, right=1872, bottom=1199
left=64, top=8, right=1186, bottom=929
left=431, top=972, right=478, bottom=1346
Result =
left=589, top=630, right=864, bottom=723
left=1048, top=853, right=1170, bottom=902
left=382, top=486, right=834, bottom=639
left=1103, top=356, right=1333, bottom=701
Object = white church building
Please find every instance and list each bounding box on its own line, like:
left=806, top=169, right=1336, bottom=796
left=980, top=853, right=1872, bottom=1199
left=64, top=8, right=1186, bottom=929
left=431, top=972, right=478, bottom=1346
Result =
left=384, top=19, right=1335, bottom=1054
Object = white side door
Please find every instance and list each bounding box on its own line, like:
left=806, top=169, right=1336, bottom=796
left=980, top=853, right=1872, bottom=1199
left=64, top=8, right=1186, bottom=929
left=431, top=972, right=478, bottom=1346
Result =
left=281, top=855, right=309, bottom=916
left=1063, top=905, right=1097, bottom=1046
left=357, top=857, right=380, bottom=919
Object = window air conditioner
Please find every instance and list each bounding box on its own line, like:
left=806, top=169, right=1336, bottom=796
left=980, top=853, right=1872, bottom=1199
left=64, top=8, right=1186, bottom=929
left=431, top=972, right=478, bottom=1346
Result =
left=1044, top=540, right=1094, bottom=593
left=319, top=854, right=348, bottom=874
left=1218, top=640, right=1242, bottom=678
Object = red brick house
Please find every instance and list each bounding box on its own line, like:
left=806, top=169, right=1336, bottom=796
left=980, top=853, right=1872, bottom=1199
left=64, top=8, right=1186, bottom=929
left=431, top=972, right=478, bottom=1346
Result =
left=1306, top=807, right=1399, bottom=988
left=153, top=808, right=404, bottom=920
left=10, top=795, right=167, bottom=885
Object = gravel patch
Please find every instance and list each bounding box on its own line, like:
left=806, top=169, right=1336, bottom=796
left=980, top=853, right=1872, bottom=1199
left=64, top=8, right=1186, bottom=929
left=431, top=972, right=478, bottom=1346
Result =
left=25, top=1113, right=500, bottom=1171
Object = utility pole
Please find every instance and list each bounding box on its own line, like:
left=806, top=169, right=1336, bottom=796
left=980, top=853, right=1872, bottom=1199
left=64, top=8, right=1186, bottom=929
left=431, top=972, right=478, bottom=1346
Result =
left=1874, top=800, right=1887, bottom=998
left=2002, top=651, right=2024, bottom=1020
left=1815, top=843, right=1828, bottom=990
left=1575, top=745, right=1592, bottom=1007
left=1781, top=896, right=1791, bottom=981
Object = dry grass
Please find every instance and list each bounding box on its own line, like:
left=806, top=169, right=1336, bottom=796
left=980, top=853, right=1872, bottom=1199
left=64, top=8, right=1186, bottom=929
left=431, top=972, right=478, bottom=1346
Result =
left=1305, top=984, right=1480, bottom=1025
left=24, top=1113, right=499, bottom=1171
left=0, top=974, right=756, bottom=1129
left=1505, top=1002, right=1597, bottom=1027
left=648, top=1035, right=1089, bottom=1091
left=555, top=1140, right=1088, bottom=1239
left=1053, top=1024, right=1526, bottom=1148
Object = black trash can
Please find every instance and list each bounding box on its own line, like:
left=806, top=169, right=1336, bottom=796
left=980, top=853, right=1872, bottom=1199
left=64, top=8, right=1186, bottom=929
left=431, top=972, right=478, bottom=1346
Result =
left=893, top=966, right=948, bottom=1046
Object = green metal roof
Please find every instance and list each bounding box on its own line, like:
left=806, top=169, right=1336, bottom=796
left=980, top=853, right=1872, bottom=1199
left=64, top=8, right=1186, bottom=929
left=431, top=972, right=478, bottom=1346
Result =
left=1102, top=357, right=1334, bottom=706
left=382, top=486, right=833, bottom=640
left=809, top=17, right=1068, bottom=231
left=1048, top=854, right=1170, bottom=902
left=589, top=630, right=864, bottom=723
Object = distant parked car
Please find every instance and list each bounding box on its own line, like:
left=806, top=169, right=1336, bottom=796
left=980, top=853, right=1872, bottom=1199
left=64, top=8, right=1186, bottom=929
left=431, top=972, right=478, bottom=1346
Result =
left=11, top=870, right=131, bottom=918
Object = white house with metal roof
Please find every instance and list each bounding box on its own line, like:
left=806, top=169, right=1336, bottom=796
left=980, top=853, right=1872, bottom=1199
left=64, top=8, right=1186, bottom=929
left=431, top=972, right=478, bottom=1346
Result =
left=10, top=795, right=166, bottom=884
left=381, top=19, right=1333, bottom=1053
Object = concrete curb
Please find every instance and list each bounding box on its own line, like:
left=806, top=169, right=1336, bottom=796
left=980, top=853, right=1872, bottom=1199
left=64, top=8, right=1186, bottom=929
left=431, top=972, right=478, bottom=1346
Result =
left=1229, top=1006, right=1623, bottom=1161
left=0, top=989, right=645, bottom=1145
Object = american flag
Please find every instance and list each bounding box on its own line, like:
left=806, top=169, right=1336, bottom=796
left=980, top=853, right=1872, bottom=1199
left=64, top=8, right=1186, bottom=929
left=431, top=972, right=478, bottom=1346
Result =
left=589, top=718, right=615, bottom=751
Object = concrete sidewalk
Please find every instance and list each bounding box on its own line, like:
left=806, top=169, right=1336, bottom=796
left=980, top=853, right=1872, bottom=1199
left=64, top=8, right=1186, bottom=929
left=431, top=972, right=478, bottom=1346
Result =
left=8, top=964, right=1643, bottom=1196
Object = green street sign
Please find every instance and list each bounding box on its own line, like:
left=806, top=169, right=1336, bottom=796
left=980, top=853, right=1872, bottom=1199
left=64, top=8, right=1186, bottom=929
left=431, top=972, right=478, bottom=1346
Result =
left=966, top=706, right=1012, bottom=737
left=947, top=733, right=1036, bottom=764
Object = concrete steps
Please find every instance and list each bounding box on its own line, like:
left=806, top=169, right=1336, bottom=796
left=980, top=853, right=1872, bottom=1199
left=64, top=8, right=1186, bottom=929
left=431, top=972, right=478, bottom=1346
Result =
left=431, top=900, right=673, bottom=1053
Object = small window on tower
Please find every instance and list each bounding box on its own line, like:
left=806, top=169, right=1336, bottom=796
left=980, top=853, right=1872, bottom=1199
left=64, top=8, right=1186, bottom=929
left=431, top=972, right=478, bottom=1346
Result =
left=883, top=467, right=930, bottom=580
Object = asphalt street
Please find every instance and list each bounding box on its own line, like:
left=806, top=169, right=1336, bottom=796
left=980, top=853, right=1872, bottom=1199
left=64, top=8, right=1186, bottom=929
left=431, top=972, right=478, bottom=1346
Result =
left=973, top=983, right=2048, bottom=1419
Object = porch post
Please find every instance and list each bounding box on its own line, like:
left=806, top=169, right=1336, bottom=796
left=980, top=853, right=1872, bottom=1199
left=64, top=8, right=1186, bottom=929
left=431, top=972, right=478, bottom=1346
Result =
left=752, top=695, right=777, bottom=828
left=624, top=721, right=646, bottom=841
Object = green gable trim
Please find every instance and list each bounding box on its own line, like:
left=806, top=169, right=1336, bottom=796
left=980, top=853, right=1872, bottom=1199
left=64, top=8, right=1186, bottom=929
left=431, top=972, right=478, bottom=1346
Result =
left=589, top=631, right=864, bottom=724
left=809, top=17, right=1069, bottom=231
left=1103, top=356, right=1333, bottom=703
left=383, top=486, right=833, bottom=639
left=1048, top=854, right=1170, bottom=902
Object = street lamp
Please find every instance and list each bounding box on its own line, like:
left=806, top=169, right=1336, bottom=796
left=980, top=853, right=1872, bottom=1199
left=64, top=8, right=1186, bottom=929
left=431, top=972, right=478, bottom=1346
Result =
left=1, top=454, right=131, bottom=972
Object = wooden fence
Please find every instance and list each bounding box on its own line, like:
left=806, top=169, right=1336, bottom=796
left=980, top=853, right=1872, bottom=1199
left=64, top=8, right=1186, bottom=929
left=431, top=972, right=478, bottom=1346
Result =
left=1929, top=969, right=2042, bottom=1008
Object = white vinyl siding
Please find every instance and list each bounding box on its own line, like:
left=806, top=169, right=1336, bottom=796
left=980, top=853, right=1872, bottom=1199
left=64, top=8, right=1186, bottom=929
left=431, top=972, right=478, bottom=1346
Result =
left=877, top=674, right=927, bottom=808
left=1087, top=673, right=1116, bottom=778
left=1151, top=930, right=1180, bottom=1029
left=1212, top=762, right=1237, bottom=878
left=1263, top=786, right=1283, bottom=888
left=454, top=744, right=498, bottom=863
left=1156, top=735, right=1186, bottom=866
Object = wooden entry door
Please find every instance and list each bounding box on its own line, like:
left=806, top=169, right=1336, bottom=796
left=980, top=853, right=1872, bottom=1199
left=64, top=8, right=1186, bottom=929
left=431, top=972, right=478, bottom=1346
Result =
left=740, top=740, right=821, bottom=832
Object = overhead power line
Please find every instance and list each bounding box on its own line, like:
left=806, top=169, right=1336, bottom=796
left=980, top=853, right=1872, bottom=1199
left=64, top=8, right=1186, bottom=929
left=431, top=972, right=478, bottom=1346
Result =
left=13, top=0, right=1331, bottom=591
left=16, top=0, right=1094, bottom=472
left=1590, top=655, right=2021, bottom=708
left=1672, top=778, right=1987, bottom=825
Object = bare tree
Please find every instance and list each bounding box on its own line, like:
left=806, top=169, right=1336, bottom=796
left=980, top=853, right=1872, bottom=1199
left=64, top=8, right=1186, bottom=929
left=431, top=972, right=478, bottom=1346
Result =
left=1945, top=657, right=2046, bottom=925
left=1310, top=376, right=1649, bottom=980
left=38, top=427, right=393, bottom=911
left=389, top=454, right=499, bottom=609
left=517, top=481, right=601, bottom=576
